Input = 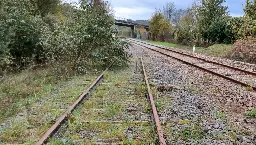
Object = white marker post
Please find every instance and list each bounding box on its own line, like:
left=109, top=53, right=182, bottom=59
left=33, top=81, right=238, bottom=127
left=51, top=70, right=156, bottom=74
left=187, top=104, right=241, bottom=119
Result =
left=193, top=45, right=196, bottom=54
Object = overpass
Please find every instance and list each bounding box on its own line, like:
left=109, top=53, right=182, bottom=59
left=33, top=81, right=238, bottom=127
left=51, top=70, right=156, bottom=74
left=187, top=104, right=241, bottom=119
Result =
left=114, top=17, right=149, bottom=38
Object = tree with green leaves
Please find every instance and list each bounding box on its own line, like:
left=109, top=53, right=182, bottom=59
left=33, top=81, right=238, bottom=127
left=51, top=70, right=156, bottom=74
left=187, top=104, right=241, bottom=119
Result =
left=242, top=0, right=256, bottom=37
left=0, top=0, right=129, bottom=73
left=245, top=0, right=256, bottom=19
left=31, top=0, right=60, bottom=17
left=175, top=8, right=198, bottom=45
left=149, top=12, right=172, bottom=41
left=198, top=0, right=228, bottom=42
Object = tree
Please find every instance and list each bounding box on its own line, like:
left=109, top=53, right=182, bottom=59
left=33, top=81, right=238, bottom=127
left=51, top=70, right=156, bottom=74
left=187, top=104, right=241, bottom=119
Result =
left=172, top=9, right=186, bottom=25
left=162, top=2, right=186, bottom=25
left=0, top=0, right=129, bottom=73
left=242, top=0, right=256, bottom=37
left=245, top=0, right=256, bottom=19
left=31, top=0, right=60, bottom=17
left=207, top=17, right=233, bottom=43
left=230, top=17, right=244, bottom=40
left=149, top=12, right=172, bottom=41
left=175, top=8, right=198, bottom=44
left=163, top=2, right=176, bottom=21
left=198, top=0, right=228, bottom=42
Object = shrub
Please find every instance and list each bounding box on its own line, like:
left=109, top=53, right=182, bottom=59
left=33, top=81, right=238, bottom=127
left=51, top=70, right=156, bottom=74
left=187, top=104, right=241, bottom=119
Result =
left=230, top=37, right=256, bottom=64
left=0, top=0, right=129, bottom=74
left=206, top=17, right=233, bottom=44
left=0, top=0, right=48, bottom=70
left=149, top=12, right=172, bottom=41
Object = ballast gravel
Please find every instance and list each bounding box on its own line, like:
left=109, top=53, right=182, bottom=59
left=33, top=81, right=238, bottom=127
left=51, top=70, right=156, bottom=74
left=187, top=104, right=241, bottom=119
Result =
left=129, top=42, right=256, bottom=145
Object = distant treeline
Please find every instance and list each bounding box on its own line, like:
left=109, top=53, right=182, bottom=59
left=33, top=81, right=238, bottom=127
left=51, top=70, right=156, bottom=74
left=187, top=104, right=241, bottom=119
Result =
left=149, top=0, right=256, bottom=63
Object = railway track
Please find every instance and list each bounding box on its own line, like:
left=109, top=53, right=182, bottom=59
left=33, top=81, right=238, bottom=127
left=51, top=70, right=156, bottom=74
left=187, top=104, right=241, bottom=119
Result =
left=141, top=57, right=166, bottom=145
left=36, top=60, right=167, bottom=144
left=130, top=39, right=256, bottom=91
left=36, top=67, right=109, bottom=145
left=134, top=42, right=256, bottom=144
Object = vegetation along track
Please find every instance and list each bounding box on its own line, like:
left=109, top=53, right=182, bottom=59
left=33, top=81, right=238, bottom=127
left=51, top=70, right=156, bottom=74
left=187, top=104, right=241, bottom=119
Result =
left=36, top=66, right=111, bottom=145
left=130, top=39, right=256, bottom=91
left=37, top=58, right=169, bottom=144
left=141, top=57, right=166, bottom=145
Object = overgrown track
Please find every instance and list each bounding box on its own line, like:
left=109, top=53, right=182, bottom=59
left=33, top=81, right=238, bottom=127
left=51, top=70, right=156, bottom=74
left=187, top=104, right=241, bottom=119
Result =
left=131, top=39, right=256, bottom=91
left=36, top=61, right=167, bottom=144
left=140, top=57, right=166, bottom=145
left=36, top=67, right=110, bottom=145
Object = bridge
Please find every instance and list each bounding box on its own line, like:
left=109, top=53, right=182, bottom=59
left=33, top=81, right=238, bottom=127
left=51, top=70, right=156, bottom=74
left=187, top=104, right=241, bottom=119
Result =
left=114, top=17, right=150, bottom=38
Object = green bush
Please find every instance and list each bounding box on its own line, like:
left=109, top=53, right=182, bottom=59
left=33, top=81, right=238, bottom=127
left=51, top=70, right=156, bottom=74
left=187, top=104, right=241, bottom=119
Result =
left=0, top=0, right=129, bottom=74
left=0, top=0, right=47, bottom=70
left=206, top=17, right=233, bottom=44
left=45, top=2, right=129, bottom=74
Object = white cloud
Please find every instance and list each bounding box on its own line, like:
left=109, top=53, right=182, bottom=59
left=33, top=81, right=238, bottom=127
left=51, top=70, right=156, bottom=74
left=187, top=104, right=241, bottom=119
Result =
left=63, top=0, right=78, bottom=3
left=230, top=13, right=243, bottom=17
left=64, top=0, right=245, bottom=20
left=114, top=7, right=153, bottom=20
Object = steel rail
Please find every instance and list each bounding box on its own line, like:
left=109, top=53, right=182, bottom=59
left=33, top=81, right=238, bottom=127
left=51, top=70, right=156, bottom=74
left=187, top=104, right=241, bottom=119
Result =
left=140, top=57, right=167, bottom=145
left=132, top=39, right=256, bottom=76
left=36, top=66, right=111, bottom=145
left=135, top=43, right=256, bottom=91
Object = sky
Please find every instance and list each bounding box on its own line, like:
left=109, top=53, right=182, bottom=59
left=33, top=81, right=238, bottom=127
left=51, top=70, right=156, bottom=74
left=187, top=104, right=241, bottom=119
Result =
left=65, top=0, right=245, bottom=20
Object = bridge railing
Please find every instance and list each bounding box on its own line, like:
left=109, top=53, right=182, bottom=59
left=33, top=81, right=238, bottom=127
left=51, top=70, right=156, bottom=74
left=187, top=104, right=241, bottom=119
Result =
left=114, top=16, right=150, bottom=27
left=114, top=17, right=127, bottom=22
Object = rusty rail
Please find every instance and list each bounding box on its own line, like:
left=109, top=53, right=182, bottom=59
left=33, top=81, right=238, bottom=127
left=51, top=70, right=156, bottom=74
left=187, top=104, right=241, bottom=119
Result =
left=36, top=67, right=111, bottom=145
left=132, top=39, right=256, bottom=76
left=135, top=42, right=256, bottom=91
left=140, top=57, right=167, bottom=145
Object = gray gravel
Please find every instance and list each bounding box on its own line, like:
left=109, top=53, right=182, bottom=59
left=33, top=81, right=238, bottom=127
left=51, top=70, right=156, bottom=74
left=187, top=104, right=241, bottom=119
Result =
left=129, top=41, right=256, bottom=145
left=135, top=39, right=256, bottom=72
left=133, top=40, right=256, bottom=87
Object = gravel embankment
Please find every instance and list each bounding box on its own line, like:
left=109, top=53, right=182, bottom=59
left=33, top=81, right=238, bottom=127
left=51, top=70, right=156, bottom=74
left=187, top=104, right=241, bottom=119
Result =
left=143, top=40, right=256, bottom=73
left=133, top=40, right=256, bottom=87
left=130, top=43, right=256, bottom=145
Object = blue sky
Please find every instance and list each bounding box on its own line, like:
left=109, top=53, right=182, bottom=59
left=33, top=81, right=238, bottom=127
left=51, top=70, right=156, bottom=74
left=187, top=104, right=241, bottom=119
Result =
left=65, top=0, right=245, bottom=20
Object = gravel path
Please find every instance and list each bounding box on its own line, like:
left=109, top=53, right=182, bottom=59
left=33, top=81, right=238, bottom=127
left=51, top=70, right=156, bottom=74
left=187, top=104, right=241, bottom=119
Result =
left=130, top=42, right=256, bottom=145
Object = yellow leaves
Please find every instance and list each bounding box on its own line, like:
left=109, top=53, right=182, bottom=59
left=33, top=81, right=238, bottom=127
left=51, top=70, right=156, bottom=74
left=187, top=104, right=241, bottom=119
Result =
left=149, top=12, right=172, bottom=40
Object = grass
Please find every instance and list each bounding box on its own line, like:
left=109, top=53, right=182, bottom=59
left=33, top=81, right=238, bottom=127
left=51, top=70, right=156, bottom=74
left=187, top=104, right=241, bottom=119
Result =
left=170, top=122, right=206, bottom=140
left=146, top=40, right=177, bottom=47
left=105, top=102, right=122, bottom=118
left=245, top=108, right=256, bottom=118
left=216, top=112, right=227, bottom=120
left=246, top=86, right=253, bottom=92
left=188, top=86, right=199, bottom=94
left=0, top=70, right=98, bottom=144
left=155, top=96, right=173, bottom=112
left=181, top=126, right=205, bottom=139
left=197, top=44, right=232, bottom=58
left=146, top=40, right=232, bottom=58
left=48, top=59, right=156, bottom=144
left=0, top=68, right=64, bottom=123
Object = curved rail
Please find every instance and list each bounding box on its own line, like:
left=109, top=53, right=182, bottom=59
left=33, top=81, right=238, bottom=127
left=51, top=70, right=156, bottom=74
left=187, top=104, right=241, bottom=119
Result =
left=133, top=41, right=256, bottom=91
